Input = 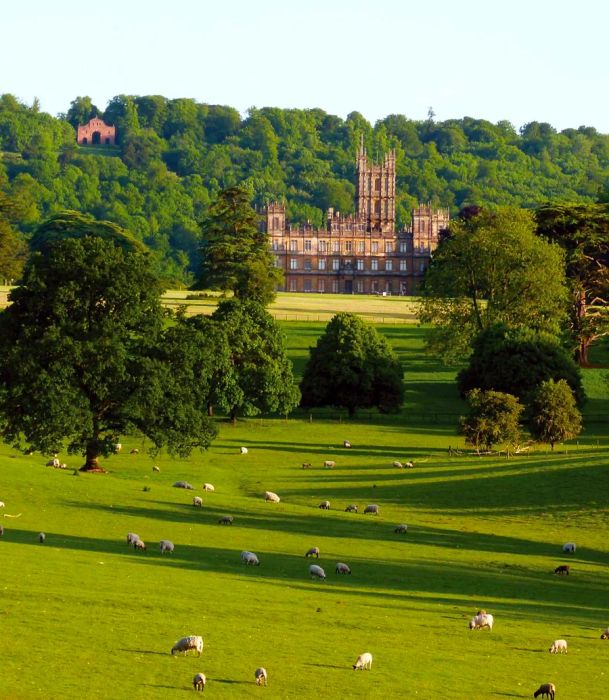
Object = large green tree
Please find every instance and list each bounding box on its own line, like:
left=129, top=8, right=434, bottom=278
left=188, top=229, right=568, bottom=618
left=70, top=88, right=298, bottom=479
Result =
left=210, top=299, right=300, bottom=422
left=535, top=202, right=609, bottom=365
left=197, top=185, right=283, bottom=305
left=419, top=207, right=568, bottom=361
left=528, top=379, right=582, bottom=450
left=0, top=192, right=27, bottom=283
left=300, top=312, right=405, bottom=417
left=459, top=389, right=523, bottom=453
left=0, top=231, right=217, bottom=470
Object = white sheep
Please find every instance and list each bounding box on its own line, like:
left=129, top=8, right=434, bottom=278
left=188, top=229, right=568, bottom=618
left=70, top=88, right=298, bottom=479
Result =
left=305, top=546, right=320, bottom=558
left=45, top=458, right=60, bottom=468
left=392, top=460, right=403, bottom=468
left=0, top=501, right=4, bottom=508
left=345, top=504, right=358, bottom=513
left=264, top=491, right=280, bottom=503
left=193, top=672, right=206, bottom=691
left=343, top=440, right=352, bottom=448
left=353, top=652, right=373, bottom=670
left=173, top=481, right=194, bottom=490
left=171, top=635, right=203, bottom=657
left=549, top=639, right=567, bottom=654
left=364, top=504, right=380, bottom=515
left=394, top=524, right=408, bottom=534
left=562, top=542, right=576, bottom=553
left=130, top=448, right=139, bottom=455
left=114, top=443, right=123, bottom=453
left=318, top=500, right=331, bottom=510
left=152, top=465, right=160, bottom=472
left=601, top=627, right=609, bottom=640
left=309, top=564, right=326, bottom=580
left=193, top=496, right=203, bottom=507
left=218, top=515, right=234, bottom=525
left=126, top=532, right=140, bottom=545
left=335, top=562, right=351, bottom=575
left=159, top=539, right=174, bottom=554
left=203, top=483, right=215, bottom=492
left=240, top=446, right=248, bottom=454
left=468, top=613, right=494, bottom=631
left=255, top=667, right=268, bottom=686
left=133, top=538, right=146, bottom=551
left=405, top=461, right=414, bottom=469
left=38, top=532, right=46, bottom=543
left=323, top=460, right=336, bottom=468
left=241, top=551, right=260, bottom=566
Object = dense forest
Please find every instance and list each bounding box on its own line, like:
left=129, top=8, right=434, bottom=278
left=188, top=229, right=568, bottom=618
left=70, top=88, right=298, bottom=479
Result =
left=1, top=93, right=609, bottom=284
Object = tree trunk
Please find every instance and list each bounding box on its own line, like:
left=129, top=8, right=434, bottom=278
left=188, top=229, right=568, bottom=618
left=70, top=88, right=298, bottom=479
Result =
left=80, top=438, right=106, bottom=472
left=550, top=441, right=555, bottom=451
left=577, top=337, right=590, bottom=367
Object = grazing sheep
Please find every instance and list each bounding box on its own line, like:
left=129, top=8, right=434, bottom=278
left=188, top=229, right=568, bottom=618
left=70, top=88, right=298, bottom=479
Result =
left=0, top=501, right=4, bottom=508
left=309, top=564, right=326, bottom=580
left=392, top=460, right=403, bottom=468
left=133, top=538, right=146, bottom=551
left=173, top=481, right=194, bottom=490
left=193, top=672, right=206, bottom=691
left=114, top=443, right=123, bottom=453
left=0, top=524, right=3, bottom=537
left=203, top=483, right=215, bottom=492
left=549, top=639, right=567, bottom=654
left=255, top=667, right=268, bottom=686
left=323, top=460, right=336, bottom=468
left=394, top=524, right=408, bottom=534
left=468, top=613, right=494, bottom=631
left=345, top=504, right=358, bottom=513
left=193, top=496, right=203, bottom=507
left=159, top=539, right=174, bottom=554
left=130, top=448, right=139, bottom=455
left=218, top=515, right=234, bottom=525
left=264, top=491, right=280, bottom=503
left=405, top=461, right=414, bottom=469
left=533, top=683, right=556, bottom=699
left=171, top=635, right=203, bottom=657
left=126, top=532, right=140, bottom=546
left=600, top=627, right=609, bottom=639
left=364, top=504, right=380, bottom=515
left=562, top=542, right=576, bottom=553
left=318, top=500, right=331, bottom=510
left=302, top=462, right=312, bottom=469
left=352, top=652, right=373, bottom=670
left=305, top=546, right=320, bottom=558
left=240, top=446, right=248, bottom=454
left=241, top=551, right=260, bottom=566
left=38, top=532, right=45, bottom=543
left=343, top=440, right=352, bottom=448
left=335, top=562, right=351, bottom=575
left=152, top=465, right=160, bottom=472
left=45, top=457, right=60, bottom=468
left=554, top=565, right=570, bottom=575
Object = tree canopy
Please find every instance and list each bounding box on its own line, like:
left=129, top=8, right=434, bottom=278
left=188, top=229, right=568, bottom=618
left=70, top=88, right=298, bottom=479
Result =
left=300, top=312, right=405, bottom=417
left=419, top=206, right=569, bottom=361
left=459, top=389, right=523, bottom=453
left=528, top=379, right=582, bottom=450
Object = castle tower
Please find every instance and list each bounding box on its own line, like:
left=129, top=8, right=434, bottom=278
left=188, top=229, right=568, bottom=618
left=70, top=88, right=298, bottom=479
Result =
left=411, top=204, right=450, bottom=254
left=356, top=136, right=396, bottom=233
left=264, top=202, right=286, bottom=233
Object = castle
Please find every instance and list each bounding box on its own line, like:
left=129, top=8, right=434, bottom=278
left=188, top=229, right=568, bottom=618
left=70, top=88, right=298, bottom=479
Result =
left=263, top=140, right=449, bottom=295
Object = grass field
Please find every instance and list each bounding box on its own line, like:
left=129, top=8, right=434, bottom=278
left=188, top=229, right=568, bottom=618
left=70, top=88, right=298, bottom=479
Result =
left=1, top=323, right=608, bottom=699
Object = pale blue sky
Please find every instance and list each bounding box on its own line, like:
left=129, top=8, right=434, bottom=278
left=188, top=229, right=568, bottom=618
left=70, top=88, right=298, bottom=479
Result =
left=4, top=0, right=609, bottom=133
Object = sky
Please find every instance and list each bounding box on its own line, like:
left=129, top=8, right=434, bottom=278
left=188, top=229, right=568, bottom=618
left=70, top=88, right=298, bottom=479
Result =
left=3, top=0, right=609, bottom=133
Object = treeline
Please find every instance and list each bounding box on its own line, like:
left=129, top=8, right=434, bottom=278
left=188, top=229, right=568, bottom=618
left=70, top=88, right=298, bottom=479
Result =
left=1, top=93, right=609, bottom=284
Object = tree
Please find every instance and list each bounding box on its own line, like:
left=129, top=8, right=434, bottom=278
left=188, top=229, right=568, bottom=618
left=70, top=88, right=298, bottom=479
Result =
left=457, top=325, right=585, bottom=407
left=459, top=389, right=523, bottom=453
left=528, top=379, right=582, bottom=450
left=197, top=185, right=283, bottom=305
left=418, top=207, right=568, bottom=361
left=0, top=192, right=27, bottom=283
left=210, top=299, right=300, bottom=422
left=0, top=231, right=218, bottom=470
left=535, top=202, right=609, bottom=365
left=65, top=96, right=101, bottom=130
left=300, top=312, right=405, bottom=417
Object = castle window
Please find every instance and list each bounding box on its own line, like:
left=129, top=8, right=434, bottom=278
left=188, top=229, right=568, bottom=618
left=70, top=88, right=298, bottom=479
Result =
left=385, top=242, right=394, bottom=254
left=332, top=258, right=340, bottom=271
left=371, top=242, right=379, bottom=254
left=356, top=259, right=364, bottom=271
left=290, top=240, right=298, bottom=252
left=304, top=279, right=312, bottom=292
left=332, top=280, right=339, bottom=293
left=374, top=200, right=381, bottom=214
left=290, top=279, right=297, bottom=291
left=375, top=177, right=381, bottom=192
left=274, top=256, right=281, bottom=268
left=385, top=259, right=393, bottom=271
left=332, top=240, right=340, bottom=253
left=290, top=258, right=298, bottom=270
left=399, top=260, right=407, bottom=272
left=319, top=240, right=327, bottom=253
left=371, top=259, right=379, bottom=271
left=357, top=241, right=365, bottom=253
left=319, top=258, right=326, bottom=270
left=399, top=241, right=408, bottom=253
left=318, top=280, right=325, bottom=293
left=345, top=240, right=352, bottom=253
left=273, top=216, right=280, bottom=230
left=304, top=259, right=312, bottom=271
left=304, top=240, right=312, bottom=252
left=356, top=280, right=363, bottom=293
left=419, top=261, right=426, bottom=272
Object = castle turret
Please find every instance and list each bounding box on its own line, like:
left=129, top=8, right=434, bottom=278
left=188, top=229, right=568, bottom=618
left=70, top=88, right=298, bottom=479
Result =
left=356, top=136, right=396, bottom=233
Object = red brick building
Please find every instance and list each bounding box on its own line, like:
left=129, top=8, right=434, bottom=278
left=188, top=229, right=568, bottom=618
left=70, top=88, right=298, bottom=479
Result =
left=76, top=118, right=116, bottom=146
left=263, top=141, right=449, bottom=295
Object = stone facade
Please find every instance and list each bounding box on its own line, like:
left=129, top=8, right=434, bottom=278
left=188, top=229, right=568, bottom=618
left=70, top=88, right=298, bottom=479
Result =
left=263, top=141, right=449, bottom=295
left=76, top=118, right=116, bottom=146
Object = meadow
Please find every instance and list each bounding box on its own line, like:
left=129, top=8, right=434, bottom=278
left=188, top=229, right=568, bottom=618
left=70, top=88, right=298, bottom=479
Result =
left=0, top=316, right=608, bottom=699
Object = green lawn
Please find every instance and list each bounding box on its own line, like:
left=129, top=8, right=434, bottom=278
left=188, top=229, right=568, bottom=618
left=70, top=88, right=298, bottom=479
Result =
left=0, top=324, right=608, bottom=698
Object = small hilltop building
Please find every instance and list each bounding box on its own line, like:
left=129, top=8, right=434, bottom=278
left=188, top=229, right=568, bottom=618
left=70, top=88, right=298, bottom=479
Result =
left=76, top=118, right=116, bottom=146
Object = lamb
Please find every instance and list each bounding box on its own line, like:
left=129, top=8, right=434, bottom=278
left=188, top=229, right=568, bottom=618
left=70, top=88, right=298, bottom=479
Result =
left=301, top=462, right=312, bottom=469
left=335, top=562, right=351, bottom=575
left=171, top=635, right=203, bottom=657
left=533, top=683, right=556, bottom=699
left=193, top=672, right=206, bottom=691
left=203, top=483, right=215, bottom=492
left=254, top=667, right=268, bottom=686
left=468, top=613, right=494, bottom=631
left=345, top=504, right=358, bottom=513
left=323, top=460, right=335, bottom=469
left=352, top=652, right=373, bottom=670
left=133, top=538, right=146, bottom=550
left=114, top=443, right=122, bottom=453
left=130, top=448, right=139, bottom=455
left=152, top=465, right=160, bottom=472
left=126, top=532, right=140, bottom=546
left=364, top=504, right=380, bottom=515
left=600, top=627, right=609, bottom=639
left=159, top=539, right=174, bottom=554
left=305, top=546, right=320, bottom=558
left=394, top=524, right=408, bottom=534
left=318, top=500, right=331, bottom=510
left=241, top=551, right=260, bottom=566
left=392, top=460, right=403, bottom=468
left=45, top=457, right=60, bottom=468
left=38, top=532, right=45, bottom=543
left=343, top=440, right=352, bottom=448
left=562, top=542, right=576, bottom=553
left=309, top=564, right=326, bottom=580
left=0, top=501, right=4, bottom=508
left=554, top=565, right=570, bottom=575
left=173, top=481, right=194, bottom=490
left=549, top=639, right=567, bottom=654
left=405, top=461, right=414, bottom=469
left=193, top=496, right=203, bottom=507
left=264, top=491, right=280, bottom=503
left=240, top=446, right=248, bottom=454
left=218, top=515, right=234, bottom=525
